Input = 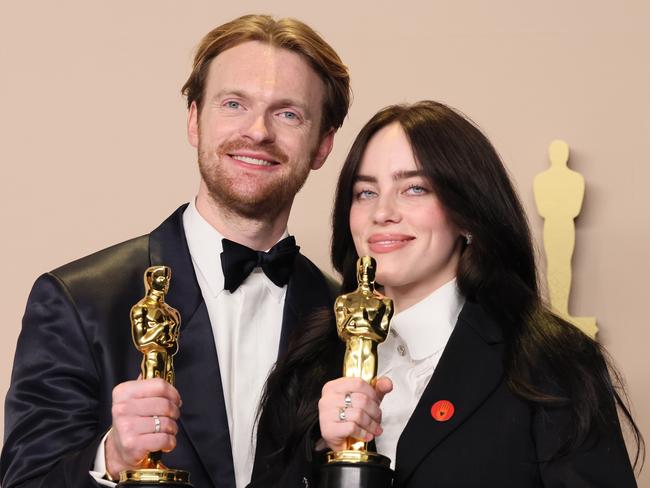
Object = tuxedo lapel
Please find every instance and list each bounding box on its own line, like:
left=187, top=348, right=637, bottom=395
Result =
left=175, top=302, right=235, bottom=487
left=279, top=254, right=334, bottom=357
left=149, top=205, right=235, bottom=488
left=395, top=302, right=504, bottom=486
left=149, top=205, right=202, bottom=327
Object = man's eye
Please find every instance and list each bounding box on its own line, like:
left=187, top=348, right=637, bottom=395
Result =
left=225, top=101, right=241, bottom=109
left=279, top=111, right=298, bottom=120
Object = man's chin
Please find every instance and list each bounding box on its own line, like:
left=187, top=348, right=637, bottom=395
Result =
left=210, top=189, right=289, bottom=221
left=200, top=164, right=308, bottom=221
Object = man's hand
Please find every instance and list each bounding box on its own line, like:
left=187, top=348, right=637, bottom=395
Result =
left=105, top=378, right=182, bottom=479
left=318, top=376, right=393, bottom=452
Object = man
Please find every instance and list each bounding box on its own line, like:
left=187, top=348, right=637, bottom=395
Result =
left=1, top=14, right=350, bottom=488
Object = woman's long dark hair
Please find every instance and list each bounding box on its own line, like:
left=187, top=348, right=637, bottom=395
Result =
left=258, top=101, right=643, bottom=472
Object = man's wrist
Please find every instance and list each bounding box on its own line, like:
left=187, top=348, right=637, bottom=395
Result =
left=94, top=427, right=120, bottom=482
left=90, top=428, right=119, bottom=486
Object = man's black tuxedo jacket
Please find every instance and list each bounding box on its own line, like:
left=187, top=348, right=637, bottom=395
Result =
left=252, top=302, right=636, bottom=488
left=1, top=205, right=336, bottom=488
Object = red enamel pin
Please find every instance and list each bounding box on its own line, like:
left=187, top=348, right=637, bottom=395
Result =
left=430, top=400, right=455, bottom=422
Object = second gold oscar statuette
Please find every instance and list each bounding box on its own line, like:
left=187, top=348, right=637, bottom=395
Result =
left=319, top=256, right=394, bottom=488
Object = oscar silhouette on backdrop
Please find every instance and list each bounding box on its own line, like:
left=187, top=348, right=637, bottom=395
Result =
left=534, top=139, right=597, bottom=338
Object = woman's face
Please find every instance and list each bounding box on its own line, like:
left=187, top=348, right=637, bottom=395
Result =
left=349, top=122, right=463, bottom=309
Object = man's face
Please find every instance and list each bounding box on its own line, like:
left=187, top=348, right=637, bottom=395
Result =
left=188, top=41, right=333, bottom=220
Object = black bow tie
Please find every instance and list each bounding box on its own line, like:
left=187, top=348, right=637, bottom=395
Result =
left=220, top=236, right=300, bottom=293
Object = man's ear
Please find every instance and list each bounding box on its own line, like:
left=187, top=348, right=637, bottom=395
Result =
left=187, top=101, right=199, bottom=148
left=311, top=129, right=335, bottom=170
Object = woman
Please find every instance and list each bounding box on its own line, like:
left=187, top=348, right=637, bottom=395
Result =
left=251, top=101, right=643, bottom=487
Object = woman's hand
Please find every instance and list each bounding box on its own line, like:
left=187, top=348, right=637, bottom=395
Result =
left=318, top=376, right=393, bottom=452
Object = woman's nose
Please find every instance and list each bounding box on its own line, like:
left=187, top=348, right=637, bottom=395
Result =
left=373, top=195, right=401, bottom=224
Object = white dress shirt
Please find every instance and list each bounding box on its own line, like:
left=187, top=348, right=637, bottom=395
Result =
left=375, top=279, right=464, bottom=468
left=92, top=199, right=287, bottom=488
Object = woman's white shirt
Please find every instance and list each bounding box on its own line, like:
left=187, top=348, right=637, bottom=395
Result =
left=375, top=279, right=464, bottom=468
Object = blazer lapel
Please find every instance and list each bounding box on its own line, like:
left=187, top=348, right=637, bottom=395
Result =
left=149, top=205, right=235, bottom=488
left=395, top=302, right=504, bottom=486
left=279, top=254, right=334, bottom=357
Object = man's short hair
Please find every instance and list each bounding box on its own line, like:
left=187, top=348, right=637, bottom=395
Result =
left=181, top=14, right=351, bottom=134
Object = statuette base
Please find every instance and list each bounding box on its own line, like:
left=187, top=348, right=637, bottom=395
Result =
left=118, top=468, right=192, bottom=486
left=326, top=449, right=391, bottom=466
left=319, top=458, right=392, bottom=488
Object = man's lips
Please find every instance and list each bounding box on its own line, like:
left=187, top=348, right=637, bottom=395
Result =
left=367, top=234, right=414, bottom=253
left=228, top=152, right=279, bottom=168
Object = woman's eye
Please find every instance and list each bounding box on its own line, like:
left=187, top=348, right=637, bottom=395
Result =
left=355, top=189, right=376, bottom=200
left=406, top=185, right=427, bottom=195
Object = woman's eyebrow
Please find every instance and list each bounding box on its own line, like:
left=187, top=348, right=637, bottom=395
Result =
left=354, top=174, right=377, bottom=183
left=354, top=170, right=425, bottom=183
left=392, top=169, right=425, bottom=180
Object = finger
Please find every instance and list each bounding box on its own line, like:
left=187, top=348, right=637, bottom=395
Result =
left=110, top=430, right=177, bottom=468
left=344, top=393, right=382, bottom=425
left=134, top=416, right=179, bottom=436
left=375, top=376, right=393, bottom=402
left=131, top=378, right=181, bottom=403
left=155, top=416, right=179, bottom=436
left=133, top=433, right=177, bottom=455
left=322, top=377, right=378, bottom=401
left=323, top=420, right=375, bottom=447
left=111, top=397, right=181, bottom=422
left=112, top=413, right=179, bottom=438
left=341, top=407, right=382, bottom=436
left=113, top=378, right=181, bottom=405
left=126, top=397, right=181, bottom=419
left=319, top=389, right=382, bottom=421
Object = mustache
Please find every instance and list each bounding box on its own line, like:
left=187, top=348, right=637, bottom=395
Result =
left=217, top=139, right=288, bottom=164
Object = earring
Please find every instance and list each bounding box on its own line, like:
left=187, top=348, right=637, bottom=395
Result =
left=465, top=233, right=473, bottom=245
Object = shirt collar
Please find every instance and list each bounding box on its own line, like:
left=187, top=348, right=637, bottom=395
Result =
left=389, top=279, right=465, bottom=360
left=182, top=198, right=289, bottom=301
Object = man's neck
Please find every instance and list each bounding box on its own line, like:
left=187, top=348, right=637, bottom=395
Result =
left=195, top=193, right=290, bottom=251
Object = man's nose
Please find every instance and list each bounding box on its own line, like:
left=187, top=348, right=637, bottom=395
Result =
left=241, top=112, right=274, bottom=144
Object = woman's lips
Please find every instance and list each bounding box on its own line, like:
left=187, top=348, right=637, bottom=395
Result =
left=367, top=234, right=414, bottom=253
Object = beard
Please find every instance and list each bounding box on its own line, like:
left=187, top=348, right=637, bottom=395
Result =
left=198, top=138, right=312, bottom=221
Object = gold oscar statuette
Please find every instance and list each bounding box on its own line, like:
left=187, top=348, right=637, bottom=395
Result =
left=319, top=256, right=394, bottom=488
left=117, top=266, right=192, bottom=487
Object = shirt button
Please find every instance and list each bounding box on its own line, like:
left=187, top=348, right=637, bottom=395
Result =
left=397, top=344, right=406, bottom=356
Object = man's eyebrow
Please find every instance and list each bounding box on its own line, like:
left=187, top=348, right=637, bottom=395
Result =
left=273, top=98, right=310, bottom=113
left=213, top=88, right=248, bottom=100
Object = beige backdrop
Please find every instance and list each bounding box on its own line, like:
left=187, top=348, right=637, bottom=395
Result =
left=1, top=1, right=649, bottom=484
